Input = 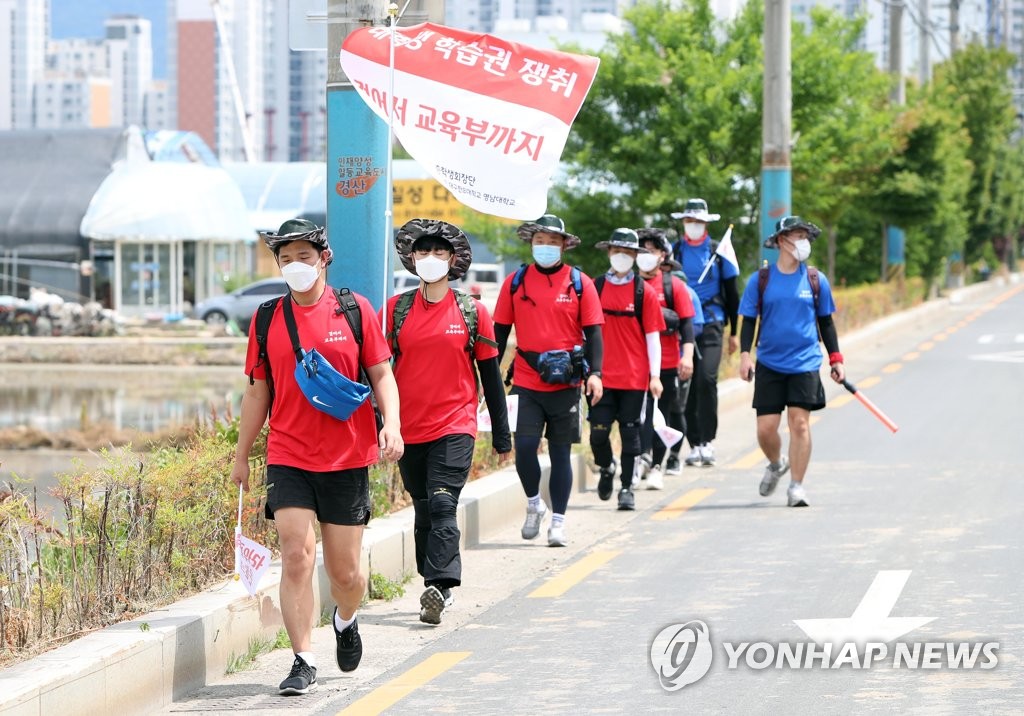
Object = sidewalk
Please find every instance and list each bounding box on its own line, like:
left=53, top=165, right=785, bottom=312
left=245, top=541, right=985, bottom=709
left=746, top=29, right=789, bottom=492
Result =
left=0, top=276, right=1011, bottom=716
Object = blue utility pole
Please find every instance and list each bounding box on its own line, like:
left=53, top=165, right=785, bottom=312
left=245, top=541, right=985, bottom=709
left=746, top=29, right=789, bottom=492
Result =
left=761, top=0, right=791, bottom=265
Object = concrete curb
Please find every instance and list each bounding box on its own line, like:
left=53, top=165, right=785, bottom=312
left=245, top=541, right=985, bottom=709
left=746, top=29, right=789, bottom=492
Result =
left=0, top=456, right=581, bottom=716
left=0, top=276, right=1012, bottom=715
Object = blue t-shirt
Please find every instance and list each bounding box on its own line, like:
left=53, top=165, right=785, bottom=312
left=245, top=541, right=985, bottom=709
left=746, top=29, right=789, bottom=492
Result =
left=738, top=263, right=836, bottom=374
left=674, top=236, right=739, bottom=323
left=684, top=282, right=705, bottom=336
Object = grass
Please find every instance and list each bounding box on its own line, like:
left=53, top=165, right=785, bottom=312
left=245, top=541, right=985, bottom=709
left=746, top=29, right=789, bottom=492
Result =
left=366, top=571, right=413, bottom=602
left=225, top=634, right=276, bottom=674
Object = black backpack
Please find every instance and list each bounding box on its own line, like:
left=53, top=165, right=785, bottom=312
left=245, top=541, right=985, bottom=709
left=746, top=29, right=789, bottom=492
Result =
left=249, top=287, right=364, bottom=414
left=593, top=274, right=645, bottom=333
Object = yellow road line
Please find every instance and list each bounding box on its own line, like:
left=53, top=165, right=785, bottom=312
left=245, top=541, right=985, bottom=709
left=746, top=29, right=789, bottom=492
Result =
left=882, top=363, right=902, bottom=374
left=831, top=393, right=854, bottom=408
left=731, top=448, right=765, bottom=470
left=919, top=341, right=934, bottom=351
left=338, top=652, right=472, bottom=715
left=527, top=550, right=621, bottom=598
left=933, top=333, right=948, bottom=341
left=651, top=488, right=715, bottom=521
left=902, top=351, right=920, bottom=361
left=858, top=376, right=882, bottom=389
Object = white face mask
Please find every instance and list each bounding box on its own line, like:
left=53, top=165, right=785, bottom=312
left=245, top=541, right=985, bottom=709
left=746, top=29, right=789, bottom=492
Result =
left=636, top=253, right=660, bottom=273
left=789, top=239, right=811, bottom=262
left=415, top=255, right=450, bottom=283
left=609, top=253, right=634, bottom=274
left=684, top=223, right=706, bottom=241
left=280, top=260, right=322, bottom=292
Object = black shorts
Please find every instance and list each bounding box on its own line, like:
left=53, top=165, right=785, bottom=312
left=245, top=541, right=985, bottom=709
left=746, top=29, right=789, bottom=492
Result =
left=264, top=464, right=372, bottom=526
left=752, top=362, right=826, bottom=416
left=511, top=385, right=582, bottom=444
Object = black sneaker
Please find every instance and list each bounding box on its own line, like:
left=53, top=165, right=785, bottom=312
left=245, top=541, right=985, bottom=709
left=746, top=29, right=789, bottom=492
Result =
left=597, top=459, right=617, bottom=501
left=279, top=655, right=317, bottom=695
left=617, top=487, right=635, bottom=511
left=665, top=455, right=681, bottom=475
left=419, top=585, right=454, bottom=625
left=334, top=609, right=363, bottom=672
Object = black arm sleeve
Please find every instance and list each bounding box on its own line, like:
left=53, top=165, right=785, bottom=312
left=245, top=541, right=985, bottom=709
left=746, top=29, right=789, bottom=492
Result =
left=477, top=356, right=511, bottom=453
left=494, top=322, right=512, bottom=363
left=723, top=276, right=740, bottom=335
left=583, top=324, right=603, bottom=375
left=679, top=316, right=695, bottom=346
left=817, top=314, right=841, bottom=355
left=740, top=315, right=757, bottom=353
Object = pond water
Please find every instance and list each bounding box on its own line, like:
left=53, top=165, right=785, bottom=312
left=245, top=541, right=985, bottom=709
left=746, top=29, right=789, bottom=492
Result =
left=0, top=364, right=246, bottom=433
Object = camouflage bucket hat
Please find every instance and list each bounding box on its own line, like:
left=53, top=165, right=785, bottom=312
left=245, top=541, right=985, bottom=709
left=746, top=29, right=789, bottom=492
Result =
left=637, top=228, right=681, bottom=271
left=395, top=218, right=473, bottom=280
left=260, top=218, right=333, bottom=264
left=516, top=214, right=580, bottom=249
left=764, top=215, right=822, bottom=249
left=595, top=227, right=649, bottom=252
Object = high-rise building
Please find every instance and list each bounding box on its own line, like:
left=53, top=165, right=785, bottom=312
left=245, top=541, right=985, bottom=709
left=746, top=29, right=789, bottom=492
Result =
left=34, top=75, right=111, bottom=128
left=169, top=0, right=264, bottom=161
left=0, top=0, right=48, bottom=130
left=46, top=37, right=107, bottom=76
left=105, top=15, right=153, bottom=128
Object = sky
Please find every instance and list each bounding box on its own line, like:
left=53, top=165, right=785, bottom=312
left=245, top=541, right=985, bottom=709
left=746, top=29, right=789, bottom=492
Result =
left=50, top=0, right=168, bottom=78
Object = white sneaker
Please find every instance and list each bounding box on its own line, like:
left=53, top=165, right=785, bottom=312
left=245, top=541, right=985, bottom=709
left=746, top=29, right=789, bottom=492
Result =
left=700, top=443, right=716, bottom=466
left=633, top=453, right=652, bottom=488
left=646, top=466, right=664, bottom=490
left=520, top=500, right=549, bottom=540
left=684, top=446, right=702, bottom=466
left=787, top=482, right=809, bottom=507
left=547, top=525, right=567, bottom=547
left=759, top=457, right=790, bottom=497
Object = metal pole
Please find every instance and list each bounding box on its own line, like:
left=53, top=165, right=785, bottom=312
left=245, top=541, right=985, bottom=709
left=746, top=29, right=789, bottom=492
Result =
left=918, top=0, right=929, bottom=86
left=761, top=0, right=791, bottom=263
left=950, top=0, right=961, bottom=52
left=887, top=0, right=907, bottom=284
left=326, top=0, right=391, bottom=311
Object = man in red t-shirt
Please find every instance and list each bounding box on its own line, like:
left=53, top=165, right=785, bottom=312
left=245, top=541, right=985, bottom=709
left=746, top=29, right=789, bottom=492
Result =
left=383, top=219, right=511, bottom=625
left=590, top=228, right=666, bottom=510
left=493, top=214, right=604, bottom=547
left=229, top=219, right=403, bottom=696
left=635, top=228, right=696, bottom=490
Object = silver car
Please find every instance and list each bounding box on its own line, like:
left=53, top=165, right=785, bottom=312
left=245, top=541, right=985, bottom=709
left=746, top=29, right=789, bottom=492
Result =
left=193, top=278, right=287, bottom=327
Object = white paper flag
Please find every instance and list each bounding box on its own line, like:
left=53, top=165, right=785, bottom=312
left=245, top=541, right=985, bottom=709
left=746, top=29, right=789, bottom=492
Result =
left=652, top=405, right=684, bottom=448
left=477, top=394, right=518, bottom=432
left=235, top=532, right=273, bottom=597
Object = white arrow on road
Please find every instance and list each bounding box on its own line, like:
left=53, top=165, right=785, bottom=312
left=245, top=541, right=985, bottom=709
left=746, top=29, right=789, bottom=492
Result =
left=794, top=570, right=935, bottom=648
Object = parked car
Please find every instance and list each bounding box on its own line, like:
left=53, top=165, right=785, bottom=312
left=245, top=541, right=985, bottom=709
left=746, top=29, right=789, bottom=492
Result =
left=193, top=278, right=287, bottom=329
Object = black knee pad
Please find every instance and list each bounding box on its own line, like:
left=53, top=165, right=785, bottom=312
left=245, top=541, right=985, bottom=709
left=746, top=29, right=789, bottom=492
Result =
left=590, top=423, right=611, bottom=445
left=428, top=488, right=459, bottom=522
left=620, top=422, right=642, bottom=456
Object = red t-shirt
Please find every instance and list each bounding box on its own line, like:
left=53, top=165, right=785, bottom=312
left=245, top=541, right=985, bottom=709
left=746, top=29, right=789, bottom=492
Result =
left=598, top=277, right=666, bottom=390
left=493, top=264, right=604, bottom=392
left=383, top=289, right=498, bottom=444
left=244, top=288, right=392, bottom=471
left=643, top=273, right=696, bottom=369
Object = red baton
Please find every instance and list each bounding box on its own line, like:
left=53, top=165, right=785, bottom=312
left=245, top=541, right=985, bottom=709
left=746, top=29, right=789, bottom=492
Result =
left=841, top=379, right=899, bottom=433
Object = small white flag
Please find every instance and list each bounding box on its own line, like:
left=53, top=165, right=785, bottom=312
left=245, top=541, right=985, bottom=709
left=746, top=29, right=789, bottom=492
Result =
left=652, top=405, right=684, bottom=448
left=698, top=224, right=737, bottom=284
left=235, top=532, right=273, bottom=597
left=477, top=394, right=518, bottom=432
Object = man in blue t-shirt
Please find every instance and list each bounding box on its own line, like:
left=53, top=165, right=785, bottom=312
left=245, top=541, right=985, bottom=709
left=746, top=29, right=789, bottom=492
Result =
left=670, top=199, right=740, bottom=468
left=737, top=216, right=846, bottom=508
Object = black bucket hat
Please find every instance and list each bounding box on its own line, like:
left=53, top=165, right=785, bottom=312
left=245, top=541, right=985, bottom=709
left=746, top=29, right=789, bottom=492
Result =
left=670, top=198, right=721, bottom=223
left=595, top=227, right=649, bottom=252
left=260, top=218, right=333, bottom=265
left=395, top=218, right=473, bottom=280
left=516, top=214, right=580, bottom=249
left=637, top=228, right=681, bottom=271
left=764, top=215, right=822, bottom=249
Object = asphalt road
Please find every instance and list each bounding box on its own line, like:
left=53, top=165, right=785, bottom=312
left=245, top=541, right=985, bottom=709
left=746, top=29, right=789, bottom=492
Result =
left=164, top=278, right=1024, bottom=716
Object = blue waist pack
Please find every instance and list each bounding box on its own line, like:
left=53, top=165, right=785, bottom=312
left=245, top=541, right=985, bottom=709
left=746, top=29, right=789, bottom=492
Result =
left=283, top=296, right=370, bottom=421
left=294, top=348, right=370, bottom=421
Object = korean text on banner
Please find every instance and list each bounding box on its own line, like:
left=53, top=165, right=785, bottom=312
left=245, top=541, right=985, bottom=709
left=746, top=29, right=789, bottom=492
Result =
left=235, top=533, right=273, bottom=597
left=340, top=23, right=600, bottom=221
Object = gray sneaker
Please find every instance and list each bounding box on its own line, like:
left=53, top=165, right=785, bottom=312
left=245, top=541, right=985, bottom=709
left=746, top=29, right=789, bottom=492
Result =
left=419, top=585, right=454, bottom=625
left=279, top=655, right=317, bottom=695
left=684, top=446, right=702, bottom=466
left=759, top=457, right=790, bottom=497
left=521, top=500, right=549, bottom=540
left=787, top=482, right=809, bottom=507
left=617, top=488, right=636, bottom=511
left=700, top=443, right=716, bottom=466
